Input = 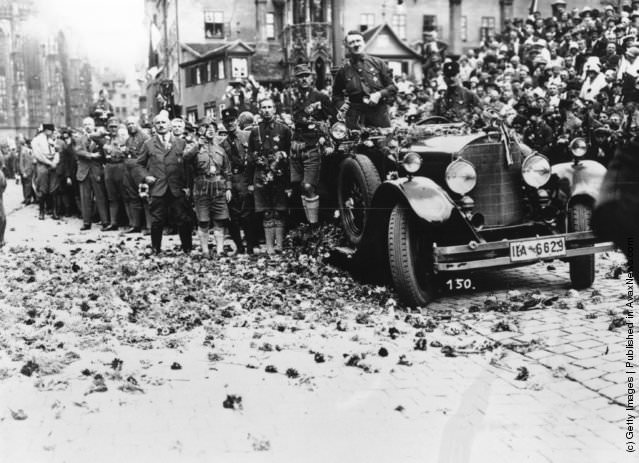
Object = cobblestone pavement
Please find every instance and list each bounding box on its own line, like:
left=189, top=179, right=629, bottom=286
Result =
left=0, top=182, right=636, bottom=463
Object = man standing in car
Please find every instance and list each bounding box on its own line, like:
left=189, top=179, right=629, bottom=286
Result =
left=332, top=30, right=397, bottom=129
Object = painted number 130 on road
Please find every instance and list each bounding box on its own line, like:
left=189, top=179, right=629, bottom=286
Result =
left=509, top=236, right=566, bottom=262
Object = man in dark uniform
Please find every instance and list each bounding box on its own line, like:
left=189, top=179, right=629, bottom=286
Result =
left=434, top=61, right=482, bottom=122
left=332, top=30, right=397, bottom=129
left=136, top=111, right=193, bottom=254
left=290, top=63, right=335, bottom=226
left=523, top=107, right=554, bottom=153
left=75, top=117, right=109, bottom=231
left=89, top=89, right=115, bottom=128
left=102, top=117, right=126, bottom=230
left=220, top=107, right=257, bottom=254
left=123, top=116, right=150, bottom=233
left=247, top=98, right=292, bottom=254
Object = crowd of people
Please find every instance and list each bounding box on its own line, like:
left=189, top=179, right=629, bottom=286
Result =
left=2, top=1, right=639, bottom=256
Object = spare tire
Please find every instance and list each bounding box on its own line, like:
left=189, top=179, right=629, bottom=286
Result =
left=337, top=154, right=382, bottom=246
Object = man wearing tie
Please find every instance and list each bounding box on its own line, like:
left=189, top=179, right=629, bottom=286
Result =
left=136, top=111, right=193, bottom=254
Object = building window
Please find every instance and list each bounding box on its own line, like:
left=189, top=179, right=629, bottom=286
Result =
left=204, top=11, right=224, bottom=38
left=423, top=15, right=437, bottom=34
left=200, top=63, right=209, bottom=82
left=266, top=13, right=275, bottom=40
left=196, top=66, right=202, bottom=85
left=480, top=16, right=496, bottom=41
left=461, top=16, right=467, bottom=42
left=186, top=106, right=198, bottom=124
left=204, top=101, right=216, bottom=120
left=360, top=13, right=374, bottom=32
left=218, top=60, right=225, bottom=80
left=392, top=14, right=406, bottom=40
left=231, top=58, right=247, bottom=79
left=310, top=0, right=325, bottom=22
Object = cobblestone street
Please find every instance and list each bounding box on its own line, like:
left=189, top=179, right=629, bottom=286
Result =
left=0, top=182, right=636, bottom=463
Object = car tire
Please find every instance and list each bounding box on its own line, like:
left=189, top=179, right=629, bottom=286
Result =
left=337, top=154, right=381, bottom=246
left=568, top=202, right=595, bottom=289
left=388, top=204, right=436, bottom=307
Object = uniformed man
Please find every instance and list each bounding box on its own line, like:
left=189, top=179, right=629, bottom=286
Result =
left=89, top=89, right=115, bottom=128
left=102, top=117, right=127, bottom=230
left=247, top=98, right=292, bottom=254
left=220, top=107, right=257, bottom=254
left=332, top=30, right=397, bottom=129
left=290, top=63, right=335, bottom=226
left=75, top=117, right=110, bottom=231
left=136, top=111, right=193, bottom=254
left=31, top=124, right=59, bottom=220
left=185, top=121, right=232, bottom=257
left=123, top=116, right=150, bottom=233
left=433, top=61, right=482, bottom=122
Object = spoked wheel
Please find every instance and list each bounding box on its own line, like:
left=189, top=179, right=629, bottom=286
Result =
left=387, top=204, right=437, bottom=307
left=568, top=202, right=595, bottom=289
left=337, top=155, right=381, bottom=246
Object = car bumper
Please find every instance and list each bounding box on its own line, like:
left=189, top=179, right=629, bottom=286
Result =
left=433, top=231, right=615, bottom=272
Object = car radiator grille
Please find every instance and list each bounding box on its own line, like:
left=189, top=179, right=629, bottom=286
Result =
left=460, top=143, right=525, bottom=227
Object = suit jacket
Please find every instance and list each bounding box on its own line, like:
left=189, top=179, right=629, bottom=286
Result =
left=136, top=134, right=187, bottom=198
left=75, top=133, right=104, bottom=182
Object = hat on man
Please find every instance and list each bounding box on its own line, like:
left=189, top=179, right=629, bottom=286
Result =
left=626, top=46, right=639, bottom=58
left=107, top=117, right=119, bottom=127
left=42, top=123, right=55, bottom=131
left=293, top=64, right=313, bottom=77
left=443, top=61, right=460, bottom=78
left=221, top=107, right=239, bottom=122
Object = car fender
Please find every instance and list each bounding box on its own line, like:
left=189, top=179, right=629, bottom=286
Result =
left=551, top=160, right=607, bottom=207
left=372, top=177, right=455, bottom=223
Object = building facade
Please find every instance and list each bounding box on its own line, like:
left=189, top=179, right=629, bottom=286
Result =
left=145, top=0, right=602, bottom=119
left=0, top=0, right=94, bottom=139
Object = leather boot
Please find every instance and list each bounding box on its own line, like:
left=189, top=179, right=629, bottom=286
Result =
left=151, top=226, right=163, bottom=254
left=213, top=227, right=225, bottom=256
left=51, top=196, right=60, bottom=220
left=38, top=198, right=45, bottom=220
left=197, top=227, right=210, bottom=257
left=304, top=195, right=320, bottom=224
left=263, top=219, right=275, bottom=255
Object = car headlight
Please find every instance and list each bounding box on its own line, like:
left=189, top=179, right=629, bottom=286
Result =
left=401, top=152, right=422, bottom=173
left=521, top=153, right=551, bottom=188
left=568, top=137, right=587, bottom=158
left=330, top=122, right=347, bottom=140
left=445, top=159, right=477, bottom=194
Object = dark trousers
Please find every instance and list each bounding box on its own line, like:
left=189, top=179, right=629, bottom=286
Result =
left=21, top=175, right=34, bottom=202
left=228, top=193, right=258, bottom=252
left=0, top=196, right=5, bottom=245
left=104, top=163, right=125, bottom=226
left=149, top=191, right=193, bottom=253
left=345, top=104, right=391, bottom=129
left=79, top=175, right=109, bottom=227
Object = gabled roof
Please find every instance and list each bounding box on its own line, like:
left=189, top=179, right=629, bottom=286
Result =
left=362, top=23, right=423, bottom=60
left=180, top=40, right=255, bottom=66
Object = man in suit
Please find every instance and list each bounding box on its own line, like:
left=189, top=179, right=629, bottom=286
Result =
left=75, top=117, right=109, bottom=230
left=136, top=110, right=193, bottom=254
left=123, top=116, right=150, bottom=233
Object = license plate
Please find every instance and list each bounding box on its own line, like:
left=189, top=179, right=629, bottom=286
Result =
left=509, top=237, right=566, bottom=262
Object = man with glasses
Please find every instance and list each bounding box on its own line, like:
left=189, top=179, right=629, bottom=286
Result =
left=136, top=111, right=193, bottom=254
left=332, top=30, right=397, bottom=129
left=290, top=63, right=334, bottom=227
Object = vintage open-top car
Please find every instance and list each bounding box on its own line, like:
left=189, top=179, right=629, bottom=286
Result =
left=328, top=119, right=614, bottom=307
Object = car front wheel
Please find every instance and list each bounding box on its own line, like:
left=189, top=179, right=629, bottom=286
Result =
left=568, top=202, right=595, bottom=289
left=337, top=155, right=381, bottom=246
left=387, top=204, right=437, bottom=307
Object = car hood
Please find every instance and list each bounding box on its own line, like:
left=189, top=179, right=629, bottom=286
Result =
left=408, top=133, right=494, bottom=155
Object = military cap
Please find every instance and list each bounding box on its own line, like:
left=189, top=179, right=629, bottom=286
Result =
left=221, top=107, right=239, bottom=122
left=442, top=61, right=460, bottom=78
left=107, top=117, right=120, bottom=127
left=293, top=64, right=313, bottom=77
left=593, top=126, right=612, bottom=137
left=42, top=123, right=55, bottom=131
